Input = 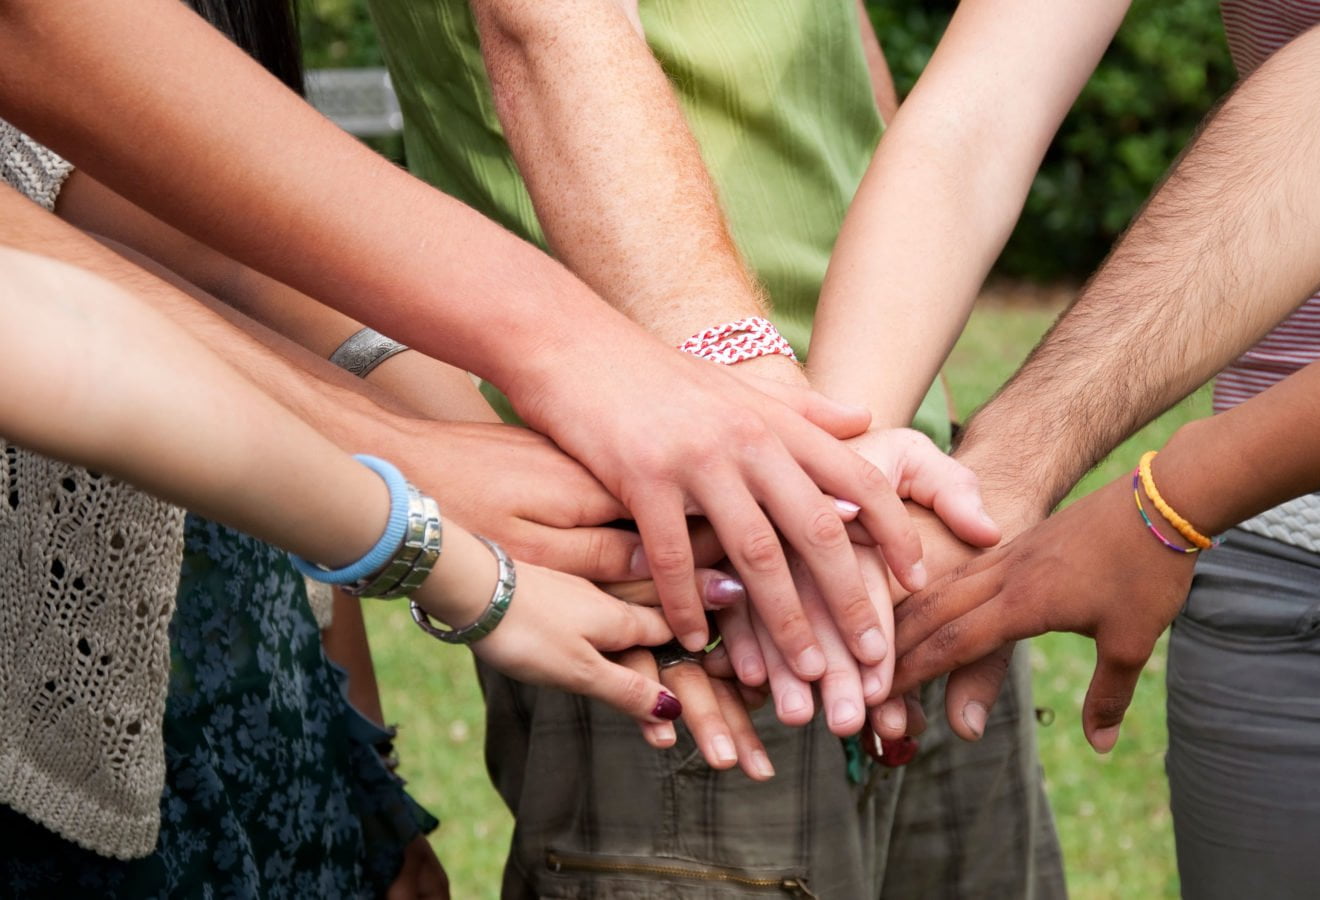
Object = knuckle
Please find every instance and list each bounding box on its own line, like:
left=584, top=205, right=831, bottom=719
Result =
left=856, top=458, right=892, bottom=493
left=1089, top=695, right=1130, bottom=726
left=618, top=668, right=650, bottom=713
left=804, top=508, right=849, bottom=549
left=647, top=544, right=692, bottom=578
left=737, top=528, right=785, bottom=573
left=724, top=409, right=770, bottom=448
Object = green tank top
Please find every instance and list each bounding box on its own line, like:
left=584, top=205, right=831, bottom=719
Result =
left=368, top=0, right=948, bottom=443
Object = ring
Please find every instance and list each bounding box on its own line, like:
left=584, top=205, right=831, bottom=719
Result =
left=651, top=640, right=701, bottom=670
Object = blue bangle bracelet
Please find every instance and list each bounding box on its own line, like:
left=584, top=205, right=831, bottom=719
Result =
left=290, top=454, right=412, bottom=585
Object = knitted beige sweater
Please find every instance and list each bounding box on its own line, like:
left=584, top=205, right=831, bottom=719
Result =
left=0, top=121, right=187, bottom=859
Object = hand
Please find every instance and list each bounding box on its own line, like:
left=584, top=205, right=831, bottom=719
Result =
left=521, top=348, right=926, bottom=677
left=385, top=420, right=650, bottom=582
left=385, top=836, right=450, bottom=900
left=893, top=474, right=1198, bottom=753
left=713, top=549, right=891, bottom=736
left=618, top=646, right=775, bottom=781
left=418, top=532, right=684, bottom=725
left=844, top=428, right=1001, bottom=550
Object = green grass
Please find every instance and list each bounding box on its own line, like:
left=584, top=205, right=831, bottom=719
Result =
left=366, top=290, right=1210, bottom=898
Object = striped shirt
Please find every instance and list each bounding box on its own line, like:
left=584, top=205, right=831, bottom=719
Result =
left=1213, top=0, right=1320, bottom=411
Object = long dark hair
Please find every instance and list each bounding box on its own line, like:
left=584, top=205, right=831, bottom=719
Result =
left=185, top=0, right=304, bottom=96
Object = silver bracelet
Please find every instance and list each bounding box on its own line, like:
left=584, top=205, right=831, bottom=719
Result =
left=328, top=327, right=410, bottom=378
left=344, top=483, right=443, bottom=599
left=410, top=536, right=516, bottom=645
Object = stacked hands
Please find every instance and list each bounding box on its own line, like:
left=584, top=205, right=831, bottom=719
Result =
left=408, top=365, right=1056, bottom=779
left=420, top=364, right=1198, bottom=771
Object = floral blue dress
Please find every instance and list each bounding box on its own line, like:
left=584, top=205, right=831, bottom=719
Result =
left=1, top=517, right=436, bottom=897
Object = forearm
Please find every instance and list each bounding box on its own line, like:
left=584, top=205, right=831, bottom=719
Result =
left=1150, top=361, right=1320, bottom=537
left=59, top=172, right=498, bottom=422
left=810, top=0, right=1129, bottom=423
left=0, top=245, right=527, bottom=629
left=855, top=0, right=899, bottom=124
left=957, top=26, right=1320, bottom=518
left=471, top=0, right=765, bottom=345
left=0, top=0, right=650, bottom=402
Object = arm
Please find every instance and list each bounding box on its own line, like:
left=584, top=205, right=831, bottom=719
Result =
left=0, top=244, right=682, bottom=725
left=0, top=0, right=924, bottom=662
left=57, top=171, right=498, bottom=423
left=469, top=0, right=773, bottom=349
left=810, top=0, right=1131, bottom=423
left=856, top=0, right=899, bottom=124
left=895, top=355, right=1320, bottom=751
left=956, top=23, right=1320, bottom=527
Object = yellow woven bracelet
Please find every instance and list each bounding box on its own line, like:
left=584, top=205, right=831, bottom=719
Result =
left=1137, top=451, right=1217, bottom=550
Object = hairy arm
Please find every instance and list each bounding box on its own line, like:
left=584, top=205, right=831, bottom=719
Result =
left=469, top=0, right=774, bottom=350
left=957, top=24, right=1320, bottom=524
left=810, top=0, right=1131, bottom=423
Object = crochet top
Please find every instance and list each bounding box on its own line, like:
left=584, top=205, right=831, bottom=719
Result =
left=0, top=119, right=187, bottom=859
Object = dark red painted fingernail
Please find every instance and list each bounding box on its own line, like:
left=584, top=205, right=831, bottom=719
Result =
left=653, top=691, right=682, bottom=721
left=879, top=736, right=919, bottom=768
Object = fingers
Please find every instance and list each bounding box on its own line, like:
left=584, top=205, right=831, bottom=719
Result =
left=752, top=613, right=816, bottom=727
left=697, top=479, right=824, bottom=678
left=870, top=696, right=908, bottom=740
left=618, top=648, right=679, bottom=748
left=740, top=375, right=871, bottom=440
left=659, top=661, right=740, bottom=770
left=711, top=677, right=775, bottom=780
left=514, top=523, right=645, bottom=583
left=893, top=551, right=1008, bottom=666
left=1082, top=638, right=1151, bottom=754
left=786, top=435, right=927, bottom=593
left=749, top=469, right=888, bottom=669
left=713, top=603, right=767, bottom=686
left=575, top=650, right=683, bottom=725
left=590, top=598, right=679, bottom=650
left=942, top=644, right=1014, bottom=741
left=602, top=568, right=746, bottom=611
left=888, top=431, right=1001, bottom=548
left=630, top=488, right=707, bottom=650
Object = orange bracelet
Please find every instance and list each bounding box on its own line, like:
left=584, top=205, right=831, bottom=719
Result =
left=1137, top=451, right=1218, bottom=550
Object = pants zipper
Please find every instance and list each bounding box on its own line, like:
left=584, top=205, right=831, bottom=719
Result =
left=546, top=850, right=819, bottom=898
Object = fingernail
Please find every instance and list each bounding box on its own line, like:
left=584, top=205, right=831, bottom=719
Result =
left=977, top=506, right=997, bottom=528
left=796, top=647, right=826, bottom=678
left=1092, top=725, right=1121, bottom=754
left=833, top=498, right=861, bottom=517
left=908, top=561, right=928, bottom=590
left=862, top=672, right=883, bottom=699
left=652, top=723, right=677, bottom=746
left=738, top=655, right=765, bottom=684
left=859, top=627, right=888, bottom=663
left=782, top=690, right=809, bottom=714
left=630, top=546, right=650, bottom=578
left=652, top=691, right=682, bottom=721
left=751, top=750, right=776, bottom=779
left=705, top=575, right=746, bottom=607
left=962, top=701, right=987, bottom=739
left=680, top=630, right=708, bottom=653
left=712, top=734, right=737, bottom=765
left=881, top=704, right=905, bottom=734
left=831, top=699, right=860, bottom=728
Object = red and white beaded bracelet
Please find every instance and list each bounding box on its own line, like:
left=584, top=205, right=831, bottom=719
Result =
left=677, top=316, right=797, bottom=366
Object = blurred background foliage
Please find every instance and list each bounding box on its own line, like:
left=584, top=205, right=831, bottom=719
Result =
left=868, top=0, right=1237, bottom=278
left=299, top=0, right=1239, bottom=280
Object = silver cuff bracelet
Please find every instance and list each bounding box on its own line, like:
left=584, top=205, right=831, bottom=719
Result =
left=329, top=327, right=409, bottom=378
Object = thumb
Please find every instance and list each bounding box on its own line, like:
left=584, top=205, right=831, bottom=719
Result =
left=1082, top=640, right=1149, bottom=753
left=579, top=655, right=684, bottom=724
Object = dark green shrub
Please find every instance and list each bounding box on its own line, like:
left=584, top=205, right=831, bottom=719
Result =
left=868, top=0, right=1237, bottom=279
